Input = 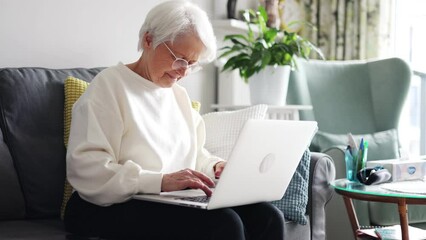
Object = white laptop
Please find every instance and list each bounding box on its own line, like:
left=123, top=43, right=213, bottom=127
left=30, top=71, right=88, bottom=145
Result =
left=133, top=119, right=318, bottom=210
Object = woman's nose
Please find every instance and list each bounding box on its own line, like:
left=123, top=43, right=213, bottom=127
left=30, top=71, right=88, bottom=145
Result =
left=176, top=67, right=189, bottom=77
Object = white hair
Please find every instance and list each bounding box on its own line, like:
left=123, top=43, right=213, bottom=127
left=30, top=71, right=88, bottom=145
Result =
left=138, top=0, right=217, bottom=63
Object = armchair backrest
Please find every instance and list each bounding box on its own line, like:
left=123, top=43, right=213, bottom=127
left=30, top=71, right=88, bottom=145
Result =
left=287, top=58, right=416, bottom=238
left=287, top=57, right=412, bottom=135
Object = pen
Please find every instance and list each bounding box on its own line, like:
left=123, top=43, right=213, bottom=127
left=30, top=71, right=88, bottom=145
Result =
left=356, top=138, right=364, bottom=173
left=362, top=141, right=368, bottom=169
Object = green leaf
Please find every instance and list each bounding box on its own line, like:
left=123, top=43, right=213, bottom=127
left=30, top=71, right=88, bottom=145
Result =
left=224, top=34, right=248, bottom=43
left=261, top=51, right=272, bottom=67
left=257, top=6, right=268, bottom=34
left=218, top=4, right=325, bottom=83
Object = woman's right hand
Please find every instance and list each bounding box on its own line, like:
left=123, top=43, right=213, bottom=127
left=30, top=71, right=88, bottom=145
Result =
left=161, top=169, right=215, bottom=196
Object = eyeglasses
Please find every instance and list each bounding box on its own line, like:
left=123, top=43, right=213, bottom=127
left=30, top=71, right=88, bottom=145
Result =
left=163, top=43, right=201, bottom=73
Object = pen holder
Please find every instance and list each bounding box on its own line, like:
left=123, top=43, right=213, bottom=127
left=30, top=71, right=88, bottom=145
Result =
left=344, top=151, right=356, bottom=181
left=345, top=139, right=369, bottom=182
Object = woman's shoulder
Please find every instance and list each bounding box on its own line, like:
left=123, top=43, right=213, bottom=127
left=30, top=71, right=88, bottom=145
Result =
left=172, top=84, right=193, bottom=105
left=90, top=63, right=131, bottom=88
left=172, top=82, right=185, bottom=91
left=95, top=63, right=126, bottom=81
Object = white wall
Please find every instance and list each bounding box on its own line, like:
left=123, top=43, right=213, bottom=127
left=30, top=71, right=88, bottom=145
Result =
left=0, top=0, right=257, bottom=113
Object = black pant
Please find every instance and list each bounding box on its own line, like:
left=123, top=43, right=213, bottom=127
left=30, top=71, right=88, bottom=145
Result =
left=64, top=192, right=284, bottom=240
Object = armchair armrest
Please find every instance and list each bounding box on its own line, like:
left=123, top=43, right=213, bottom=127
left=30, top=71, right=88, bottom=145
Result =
left=307, top=152, right=335, bottom=240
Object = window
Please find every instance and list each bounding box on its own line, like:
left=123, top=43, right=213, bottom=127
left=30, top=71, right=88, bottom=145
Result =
left=393, top=0, right=426, bottom=156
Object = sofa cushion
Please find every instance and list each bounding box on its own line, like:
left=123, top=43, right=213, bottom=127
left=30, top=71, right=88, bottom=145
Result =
left=0, top=67, right=102, bottom=218
left=0, top=218, right=67, bottom=240
left=0, top=129, right=26, bottom=220
left=311, top=128, right=400, bottom=160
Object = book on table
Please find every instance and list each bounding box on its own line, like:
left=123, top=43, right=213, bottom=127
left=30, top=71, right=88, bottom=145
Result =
left=374, top=225, right=426, bottom=240
left=356, top=225, right=426, bottom=240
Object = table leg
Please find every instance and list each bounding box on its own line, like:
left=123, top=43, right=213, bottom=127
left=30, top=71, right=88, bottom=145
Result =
left=397, top=199, right=409, bottom=240
left=342, top=196, right=360, bottom=239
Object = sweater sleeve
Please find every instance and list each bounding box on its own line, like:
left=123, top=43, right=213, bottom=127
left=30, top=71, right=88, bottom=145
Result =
left=66, top=98, right=162, bottom=206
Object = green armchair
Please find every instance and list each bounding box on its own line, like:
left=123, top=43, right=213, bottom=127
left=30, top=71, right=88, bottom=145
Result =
left=286, top=57, right=426, bottom=239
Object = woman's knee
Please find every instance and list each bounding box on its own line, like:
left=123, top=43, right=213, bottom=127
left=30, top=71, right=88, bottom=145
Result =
left=233, top=202, right=284, bottom=239
left=208, top=208, right=246, bottom=239
left=256, top=203, right=285, bottom=239
left=263, top=202, right=285, bottom=225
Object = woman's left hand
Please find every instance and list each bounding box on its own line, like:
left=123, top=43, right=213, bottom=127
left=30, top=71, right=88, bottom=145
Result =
left=214, top=161, right=226, bottom=179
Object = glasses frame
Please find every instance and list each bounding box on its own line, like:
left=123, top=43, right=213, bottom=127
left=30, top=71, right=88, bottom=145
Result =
left=163, top=43, right=201, bottom=73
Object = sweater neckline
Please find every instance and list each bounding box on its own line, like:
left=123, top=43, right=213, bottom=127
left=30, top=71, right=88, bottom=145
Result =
left=116, top=62, right=163, bottom=91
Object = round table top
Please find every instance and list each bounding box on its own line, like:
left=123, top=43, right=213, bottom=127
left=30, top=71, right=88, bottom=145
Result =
left=331, top=178, right=426, bottom=200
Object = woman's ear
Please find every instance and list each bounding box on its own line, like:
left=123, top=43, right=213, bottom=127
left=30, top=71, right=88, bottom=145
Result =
left=143, top=32, right=153, bottom=49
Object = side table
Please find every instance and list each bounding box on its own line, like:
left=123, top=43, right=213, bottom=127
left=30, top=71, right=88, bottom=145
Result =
left=331, top=179, right=426, bottom=240
left=210, top=104, right=313, bottom=120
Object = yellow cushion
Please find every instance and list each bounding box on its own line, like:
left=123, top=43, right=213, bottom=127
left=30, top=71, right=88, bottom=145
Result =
left=64, top=77, right=89, bottom=146
left=191, top=100, right=201, bottom=112
left=61, top=76, right=89, bottom=220
left=60, top=76, right=201, bottom=219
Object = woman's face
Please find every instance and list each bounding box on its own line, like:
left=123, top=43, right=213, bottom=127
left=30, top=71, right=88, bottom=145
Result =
left=144, top=33, right=204, bottom=88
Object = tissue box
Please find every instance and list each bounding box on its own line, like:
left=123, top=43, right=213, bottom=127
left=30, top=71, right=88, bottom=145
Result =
left=367, top=159, right=426, bottom=182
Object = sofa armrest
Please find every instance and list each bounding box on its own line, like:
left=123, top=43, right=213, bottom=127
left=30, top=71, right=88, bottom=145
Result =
left=323, top=147, right=371, bottom=225
left=308, top=152, right=335, bottom=240
left=322, top=147, right=370, bottom=240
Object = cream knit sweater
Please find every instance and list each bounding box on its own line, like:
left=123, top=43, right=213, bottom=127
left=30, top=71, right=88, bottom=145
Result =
left=66, top=63, right=222, bottom=206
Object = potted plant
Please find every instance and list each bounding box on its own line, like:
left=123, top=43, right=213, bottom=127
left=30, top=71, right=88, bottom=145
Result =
left=218, top=5, right=324, bottom=105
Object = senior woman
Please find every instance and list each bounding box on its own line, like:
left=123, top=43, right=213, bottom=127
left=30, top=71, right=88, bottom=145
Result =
left=64, top=1, right=284, bottom=239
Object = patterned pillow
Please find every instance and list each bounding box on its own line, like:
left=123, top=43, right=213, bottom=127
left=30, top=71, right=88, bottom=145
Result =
left=202, top=105, right=268, bottom=159
left=202, top=106, right=310, bottom=225
left=61, top=76, right=89, bottom=220
left=271, top=149, right=310, bottom=225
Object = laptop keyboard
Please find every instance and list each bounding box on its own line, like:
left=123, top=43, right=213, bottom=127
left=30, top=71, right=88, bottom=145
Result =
left=177, top=196, right=210, bottom=203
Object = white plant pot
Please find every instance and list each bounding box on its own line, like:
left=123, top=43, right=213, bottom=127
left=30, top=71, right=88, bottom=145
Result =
left=248, top=65, right=291, bottom=105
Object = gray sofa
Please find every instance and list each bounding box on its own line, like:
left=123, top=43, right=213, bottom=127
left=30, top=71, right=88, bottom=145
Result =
left=0, top=67, right=336, bottom=240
